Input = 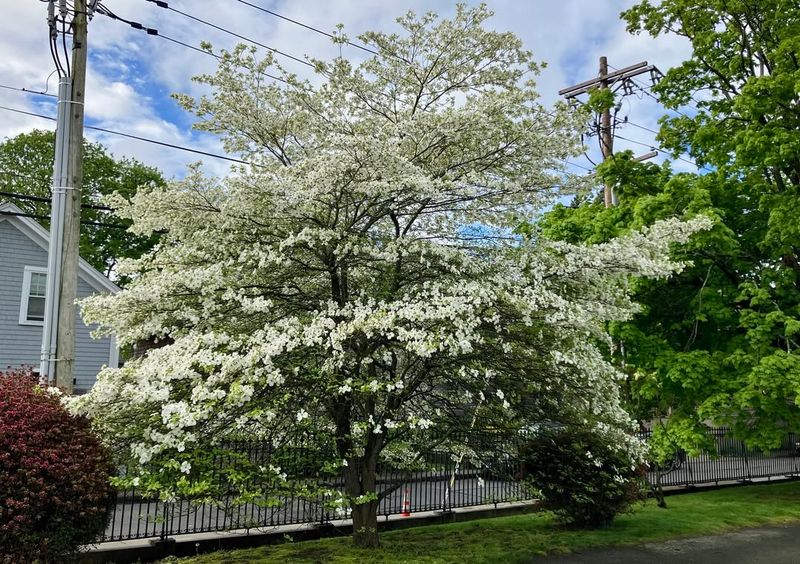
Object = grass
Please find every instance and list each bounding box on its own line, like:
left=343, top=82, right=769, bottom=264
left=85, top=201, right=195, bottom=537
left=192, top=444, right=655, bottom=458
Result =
left=171, top=481, right=800, bottom=563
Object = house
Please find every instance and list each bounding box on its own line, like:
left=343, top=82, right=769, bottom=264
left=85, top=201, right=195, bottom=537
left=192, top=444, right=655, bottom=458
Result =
left=0, top=201, right=119, bottom=393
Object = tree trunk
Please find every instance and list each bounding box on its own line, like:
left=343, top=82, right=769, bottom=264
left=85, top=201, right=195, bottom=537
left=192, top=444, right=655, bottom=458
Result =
left=333, top=398, right=383, bottom=548
left=351, top=499, right=380, bottom=548
left=342, top=447, right=382, bottom=547
left=651, top=461, right=667, bottom=508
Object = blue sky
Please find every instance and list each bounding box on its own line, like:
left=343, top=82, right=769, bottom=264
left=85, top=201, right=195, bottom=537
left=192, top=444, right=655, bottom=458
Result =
left=0, top=1, right=696, bottom=181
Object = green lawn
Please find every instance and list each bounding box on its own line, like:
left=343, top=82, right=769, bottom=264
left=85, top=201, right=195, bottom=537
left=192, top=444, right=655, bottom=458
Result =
left=172, top=481, right=800, bottom=564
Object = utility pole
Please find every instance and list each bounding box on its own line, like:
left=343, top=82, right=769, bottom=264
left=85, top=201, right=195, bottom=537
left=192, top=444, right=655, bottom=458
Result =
left=559, top=59, right=663, bottom=207
left=40, top=0, right=90, bottom=393
left=56, top=0, right=88, bottom=392
left=598, top=57, right=614, bottom=207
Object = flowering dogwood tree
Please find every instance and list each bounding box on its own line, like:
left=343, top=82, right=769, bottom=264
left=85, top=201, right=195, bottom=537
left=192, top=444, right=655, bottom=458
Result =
left=73, top=5, right=709, bottom=547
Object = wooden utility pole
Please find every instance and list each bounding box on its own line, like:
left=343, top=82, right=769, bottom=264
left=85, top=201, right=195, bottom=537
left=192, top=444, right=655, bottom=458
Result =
left=55, top=0, right=88, bottom=392
left=559, top=58, right=663, bottom=207
left=598, top=57, right=614, bottom=206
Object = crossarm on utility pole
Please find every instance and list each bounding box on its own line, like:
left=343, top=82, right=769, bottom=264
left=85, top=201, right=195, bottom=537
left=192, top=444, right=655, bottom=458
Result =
left=559, top=57, right=662, bottom=208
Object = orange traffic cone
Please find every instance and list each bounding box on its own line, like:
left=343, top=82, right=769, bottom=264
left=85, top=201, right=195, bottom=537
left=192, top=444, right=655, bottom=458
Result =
left=401, top=487, right=411, bottom=517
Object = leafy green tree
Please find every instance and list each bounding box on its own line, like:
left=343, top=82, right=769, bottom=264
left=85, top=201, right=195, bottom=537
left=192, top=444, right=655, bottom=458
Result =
left=541, top=0, right=800, bottom=452
left=0, top=129, right=166, bottom=277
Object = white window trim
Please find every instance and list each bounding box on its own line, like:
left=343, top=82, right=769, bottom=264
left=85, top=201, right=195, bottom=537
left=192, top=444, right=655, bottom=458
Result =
left=19, top=266, right=47, bottom=327
left=109, top=335, right=120, bottom=369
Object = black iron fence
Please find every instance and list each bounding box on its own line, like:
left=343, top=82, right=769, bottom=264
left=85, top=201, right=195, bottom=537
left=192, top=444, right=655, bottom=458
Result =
left=638, top=427, right=800, bottom=488
left=101, top=427, right=800, bottom=543
left=102, top=429, right=529, bottom=542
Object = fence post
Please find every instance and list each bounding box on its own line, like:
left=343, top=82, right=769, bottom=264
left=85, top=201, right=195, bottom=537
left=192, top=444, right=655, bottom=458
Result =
left=160, top=501, right=168, bottom=541
left=741, top=440, right=752, bottom=482
left=149, top=500, right=176, bottom=556
left=685, top=454, right=695, bottom=488
left=794, top=433, right=800, bottom=477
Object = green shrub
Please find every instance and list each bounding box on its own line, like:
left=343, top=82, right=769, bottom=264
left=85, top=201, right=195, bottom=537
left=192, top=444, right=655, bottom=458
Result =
left=520, top=425, right=646, bottom=528
left=0, top=370, right=115, bottom=562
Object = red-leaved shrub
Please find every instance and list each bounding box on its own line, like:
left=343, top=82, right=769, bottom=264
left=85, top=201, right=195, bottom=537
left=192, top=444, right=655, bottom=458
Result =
left=0, top=369, right=114, bottom=562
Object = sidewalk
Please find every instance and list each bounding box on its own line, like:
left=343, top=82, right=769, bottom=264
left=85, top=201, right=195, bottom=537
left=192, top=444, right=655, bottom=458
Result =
left=534, top=522, right=800, bottom=564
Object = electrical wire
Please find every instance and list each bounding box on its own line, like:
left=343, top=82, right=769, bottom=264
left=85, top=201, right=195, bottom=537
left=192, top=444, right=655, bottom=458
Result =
left=623, top=74, right=706, bottom=109
left=0, top=103, right=254, bottom=166
left=0, top=84, right=58, bottom=99
left=231, top=0, right=379, bottom=56
left=612, top=132, right=711, bottom=171
left=637, top=86, right=694, bottom=120
left=61, top=9, right=71, bottom=77
left=563, top=159, right=594, bottom=173
left=624, top=74, right=699, bottom=120
left=623, top=118, right=715, bottom=171
left=0, top=210, right=126, bottom=229
left=581, top=150, right=599, bottom=167
left=50, top=21, right=66, bottom=76
left=142, top=0, right=314, bottom=68
left=25, top=7, right=588, bottom=179
left=582, top=65, right=710, bottom=172
left=622, top=120, right=660, bottom=136
left=4, top=85, right=584, bottom=176
left=160, top=35, right=221, bottom=59
left=95, top=5, right=289, bottom=84
left=0, top=191, right=52, bottom=203
left=3, top=97, right=590, bottom=195
left=0, top=188, right=115, bottom=212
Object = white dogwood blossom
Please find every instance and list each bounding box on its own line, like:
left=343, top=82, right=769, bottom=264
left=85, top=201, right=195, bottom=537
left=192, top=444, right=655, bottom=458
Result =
left=70, top=5, right=710, bottom=547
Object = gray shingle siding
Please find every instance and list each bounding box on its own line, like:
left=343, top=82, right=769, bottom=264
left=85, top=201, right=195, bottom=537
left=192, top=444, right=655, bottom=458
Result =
left=0, top=219, right=115, bottom=392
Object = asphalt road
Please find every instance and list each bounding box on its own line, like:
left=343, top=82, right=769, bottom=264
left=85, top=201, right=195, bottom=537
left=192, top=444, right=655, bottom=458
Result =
left=533, top=522, right=800, bottom=563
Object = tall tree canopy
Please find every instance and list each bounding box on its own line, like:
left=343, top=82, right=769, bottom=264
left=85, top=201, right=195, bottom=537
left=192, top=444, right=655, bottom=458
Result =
left=0, top=129, right=165, bottom=277
left=543, top=0, right=800, bottom=453
left=72, top=5, right=707, bottom=547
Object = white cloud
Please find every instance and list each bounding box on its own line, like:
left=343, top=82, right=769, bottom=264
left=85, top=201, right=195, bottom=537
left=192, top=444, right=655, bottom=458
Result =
left=0, top=0, right=700, bottom=179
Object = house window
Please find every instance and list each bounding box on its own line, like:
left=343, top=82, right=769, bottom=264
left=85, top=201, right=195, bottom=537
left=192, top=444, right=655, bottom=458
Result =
left=19, top=267, right=47, bottom=326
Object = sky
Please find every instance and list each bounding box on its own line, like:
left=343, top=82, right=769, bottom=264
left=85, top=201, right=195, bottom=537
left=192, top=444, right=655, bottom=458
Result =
left=0, top=1, right=696, bottom=181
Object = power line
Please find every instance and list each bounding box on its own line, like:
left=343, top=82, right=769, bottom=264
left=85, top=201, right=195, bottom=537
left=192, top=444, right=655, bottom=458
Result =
left=0, top=79, right=599, bottom=178
left=607, top=62, right=701, bottom=116
left=0, top=210, right=127, bottom=229
left=580, top=150, right=599, bottom=167
left=160, top=34, right=221, bottom=60
left=47, top=0, right=71, bottom=78
left=0, top=189, right=115, bottom=211
left=623, top=120, right=660, bottom=136
left=95, top=6, right=289, bottom=84
left=637, top=85, right=694, bottom=119
left=627, top=75, right=705, bottom=110
left=142, top=0, right=315, bottom=68
left=0, top=190, right=52, bottom=203
left=612, top=132, right=711, bottom=171
left=625, top=74, right=698, bottom=119
left=232, top=0, right=379, bottom=56
left=0, top=83, right=57, bottom=99
left=0, top=103, right=253, bottom=166
left=600, top=64, right=710, bottom=171
left=619, top=117, right=703, bottom=162
left=564, top=160, right=594, bottom=173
